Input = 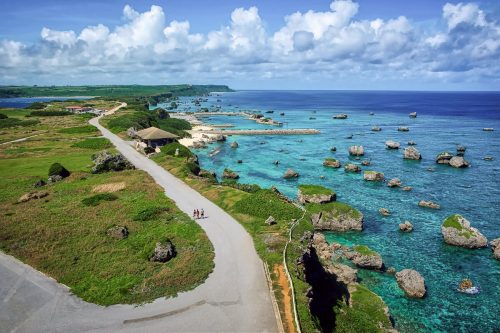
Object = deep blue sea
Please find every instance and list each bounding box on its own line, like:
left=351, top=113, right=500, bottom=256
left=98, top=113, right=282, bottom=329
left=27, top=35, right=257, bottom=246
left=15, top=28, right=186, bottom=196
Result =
left=0, top=96, right=92, bottom=108
left=162, top=91, right=500, bottom=333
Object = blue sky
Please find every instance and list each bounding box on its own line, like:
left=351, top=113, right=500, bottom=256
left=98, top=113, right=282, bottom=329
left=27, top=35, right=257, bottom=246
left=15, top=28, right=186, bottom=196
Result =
left=1, top=0, right=499, bottom=90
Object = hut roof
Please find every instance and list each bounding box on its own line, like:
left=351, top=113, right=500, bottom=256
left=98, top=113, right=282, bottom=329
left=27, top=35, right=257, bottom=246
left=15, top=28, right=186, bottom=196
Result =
left=136, top=127, right=179, bottom=140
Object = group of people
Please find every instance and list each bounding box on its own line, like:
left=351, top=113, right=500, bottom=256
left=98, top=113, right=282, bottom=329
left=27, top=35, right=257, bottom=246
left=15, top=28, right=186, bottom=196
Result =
left=193, top=208, right=205, bottom=219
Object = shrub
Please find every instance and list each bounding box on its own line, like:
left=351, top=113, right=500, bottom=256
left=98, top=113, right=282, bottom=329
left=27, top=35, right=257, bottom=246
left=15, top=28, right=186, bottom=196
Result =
left=59, top=125, right=98, bottom=134
left=187, top=162, right=200, bottom=175
left=48, top=163, right=70, bottom=178
left=25, top=102, right=46, bottom=109
left=233, top=189, right=302, bottom=221
left=72, top=138, right=112, bottom=150
left=106, top=112, right=155, bottom=133
left=222, top=181, right=261, bottom=193
left=0, top=118, right=39, bottom=129
left=162, top=143, right=193, bottom=158
left=29, top=111, right=73, bottom=117
left=82, top=193, right=118, bottom=207
left=133, top=207, right=169, bottom=221
left=0, top=113, right=7, bottom=119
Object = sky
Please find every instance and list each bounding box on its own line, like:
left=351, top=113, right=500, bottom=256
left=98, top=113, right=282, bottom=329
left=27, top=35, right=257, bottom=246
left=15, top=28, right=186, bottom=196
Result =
left=1, top=0, right=499, bottom=90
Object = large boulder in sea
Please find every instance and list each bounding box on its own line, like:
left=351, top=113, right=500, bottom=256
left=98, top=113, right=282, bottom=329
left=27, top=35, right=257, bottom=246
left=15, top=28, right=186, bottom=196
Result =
left=344, top=163, right=361, bottom=173
left=323, top=158, right=341, bottom=168
left=230, top=141, right=239, bottom=148
left=298, top=185, right=336, bottom=204
left=283, top=168, right=300, bottom=179
left=409, top=112, right=417, bottom=118
left=418, top=200, right=440, bottom=209
left=489, top=238, right=500, bottom=260
left=348, top=145, right=365, bottom=156
left=333, top=113, right=348, bottom=119
left=403, top=147, right=421, bottom=160
left=363, top=171, right=385, bottom=181
left=441, top=214, right=487, bottom=248
left=150, top=240, right=176, bottom=262
left=436, top=152, right=453, bottom=164
left=385, top=140, right=400, bottom=149
left=345, top=245, right=384, bottom=270
left=387, top=178, right=402, bottom=188
left=395, top=269, right=426, bottom=298
left=309, top=202, right=363, bottom=231
left=449, top=156, right=470, bottom=168
left=399, top=221, right=414, bottom=232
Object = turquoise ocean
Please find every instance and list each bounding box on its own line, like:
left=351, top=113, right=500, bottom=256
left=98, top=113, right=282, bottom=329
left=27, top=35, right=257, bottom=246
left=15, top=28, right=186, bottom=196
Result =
left=160, top=90, right=500, bottom=333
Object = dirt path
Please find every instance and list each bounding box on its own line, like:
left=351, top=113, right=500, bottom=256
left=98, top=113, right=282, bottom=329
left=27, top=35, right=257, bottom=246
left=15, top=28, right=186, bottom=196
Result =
left=274, top=264, right=297, bottom=333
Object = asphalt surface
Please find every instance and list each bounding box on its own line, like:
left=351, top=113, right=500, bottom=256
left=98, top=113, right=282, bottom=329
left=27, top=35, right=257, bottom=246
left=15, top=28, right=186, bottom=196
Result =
left=0, top=113, right=278, bottom=333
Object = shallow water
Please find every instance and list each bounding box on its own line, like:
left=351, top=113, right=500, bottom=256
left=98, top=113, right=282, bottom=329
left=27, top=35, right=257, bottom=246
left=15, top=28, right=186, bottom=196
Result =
left=162, top=90, right=500, bottom=332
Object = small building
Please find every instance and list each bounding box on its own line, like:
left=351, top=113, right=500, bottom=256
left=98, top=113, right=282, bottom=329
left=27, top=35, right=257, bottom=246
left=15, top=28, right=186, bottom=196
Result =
left=66, top=106, right=83, bottom=112
left=136, top=127, right=179, bottom=147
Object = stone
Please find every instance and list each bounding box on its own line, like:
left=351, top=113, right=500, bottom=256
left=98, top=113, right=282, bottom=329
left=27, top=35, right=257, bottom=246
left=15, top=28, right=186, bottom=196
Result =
left=402, top=186, right=412, bottom=191
left=386, top=267, right=396, bottom=275
left=457, top=279, right=479, bottom=294
left=436, top=152, right=453, bottom=164
left=385, top=140, right=400, bottom=149
left=379, top=208, right=391, bottom=216
left=222, top=168, right=239, bottom=179
left=348, top=145, right=364, bottom=156
left=150, top=240, right=176, bottom=262
left=230, top=141, right=239, bottom=148
left=237, top=159, right=243, bottom=164
left=387, top=178, right=402, bottom=187
left=47, top=175, right=63, bottom=183
left=298, top=188, right=336, bottom=204
left=323, top=158, right=341, bottom=168
left=418, top=200, right=440, bottom=209
left=265, top=216, right=276, bottom=225
left=107, top=225, right=129, bottom=239
left=361, top=160, right=371, bottom=166
left=407, top=140, right=416, bottom=146
left=127, top=127, right=137, bottom=138
left=345, top=246, right=384, bottom=270
left=91, top=151, right=134, bottom=174
left=371, top=126, right=382, bottom=132
left=214, top=134, right=226, bottom=142
left=456, top=145, right=466, bottom=155
left=363, top=171, right=385, bottom=181
left=283, top=168, right=299, bottom=179
left=330, top=146, right=337, bottom=152
left=449, top=156, right=469, bottom=168
left=395, top=269, right=426, bottom=298
left=403, top=147, right=421, bottom=160
left=344, top=163, right=361, bottom=173
left=273, top=160, right=280, bottom=165
left=484, top=156, right=493, bottom=161
left=409, top=112, right=417, bottom=118
left=399, top=221, right=413, bottom=232
left=483, top=128, right=494, bottom=131
left=369, top=112, right=375, bottom=115
left=398, top=127, right=409, bottom=132
left=310, top=205, right=363, bottom=232
left=18, top=191, right=49, bottom=203
left=441, top=214, right=487, bottom=248
left=34, top=179, right=46, bottom=188
left=333, top=113, right=348, bottom=119
left=489, top=238, right=500, bottom=260
left=328, top=264, right=358, bottom=285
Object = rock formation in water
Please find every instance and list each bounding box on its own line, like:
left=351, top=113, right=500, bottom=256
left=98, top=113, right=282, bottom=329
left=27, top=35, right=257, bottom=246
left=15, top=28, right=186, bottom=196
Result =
left=441, top=214, right=487, bottom=248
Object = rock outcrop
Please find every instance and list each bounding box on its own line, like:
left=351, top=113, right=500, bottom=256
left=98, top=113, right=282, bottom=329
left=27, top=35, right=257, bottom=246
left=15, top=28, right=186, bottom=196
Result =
left=222, top=168, right=239, bottom=179
left=265, top=216, right=276, bottom=225
left=449, top=156, right=470, bottom=168
left=310, top=203, right=363, bottom=232
left=441, top=214, right=487, bottom=248
left=395, top=269, right=426, bottom=298
left=387, top=178, right=402, bottom=187
left=345, top=245, right=384, bottom=270
left=409, top=112, right=417, bottom=118
left=385, top=140, right=400, bottom=149
left=91, top=151, right=134, bottom=174
left=298, top=187, right=336, bottom=204
left=399, top=221, right=413, bottom=232
left=379, top=208, right=391, bottom=216
left=418, top=200, right=440, bottom=209
left=403, top=147, right=421, bottom=160
left=150, top=240, right=176, bottom=262
left=283, top=168, right=300, bottom=179
left=107, top=225, right=129, bottom=239
left=344, top=163, right=361, bottom=173
left=489, top=238, right=500, bottom=260
left=18, top=191, right=48, bottom=203
left=323, top=158, right=341, bottom=168
left=333, top=113, right=348, bottom=119
left=348, top=145, right=365, bottom=156
left=371, top=126, right=382, bottom=132
left=436, top=152, right=453, bottom=164
left=363, top=171, right=385, bottom=181
left=230, top=141, right=239, bottom=148
left=398, top=127, right=409, bottom=132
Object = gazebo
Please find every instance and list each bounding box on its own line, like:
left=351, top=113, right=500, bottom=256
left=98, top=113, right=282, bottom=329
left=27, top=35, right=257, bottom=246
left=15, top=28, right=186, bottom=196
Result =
left=136, top=127, right=179, bottom=147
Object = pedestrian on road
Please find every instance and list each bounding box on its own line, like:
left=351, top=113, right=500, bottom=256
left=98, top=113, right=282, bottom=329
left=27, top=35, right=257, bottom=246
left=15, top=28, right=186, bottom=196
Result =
left=193, top=209, right=196, bottom=219
left=201, top=208, right=205, bottom=219
left=196, top=209, right=200, bottom=219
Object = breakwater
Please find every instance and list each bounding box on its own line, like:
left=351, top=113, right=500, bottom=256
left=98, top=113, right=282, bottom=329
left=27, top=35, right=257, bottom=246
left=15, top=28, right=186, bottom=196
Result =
left=205, top=129, right=320, bottom=135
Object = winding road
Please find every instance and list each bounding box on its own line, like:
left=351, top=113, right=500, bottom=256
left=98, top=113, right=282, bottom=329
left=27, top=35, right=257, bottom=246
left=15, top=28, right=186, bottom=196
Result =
left=0, top=106, right=279, bottom=332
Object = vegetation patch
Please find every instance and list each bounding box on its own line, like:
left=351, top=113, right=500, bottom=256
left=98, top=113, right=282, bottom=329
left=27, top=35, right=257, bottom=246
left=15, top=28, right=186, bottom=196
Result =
left=59, top=125, right=98, bottom=134
left=72, top=138, right=112, bottom=150
left=133, top=206, right=170, bottom=221
left=306, top=201, right=362, bottom=219
left=353, top=245, right=378, bottom=256
left=0, top=118, right=40, bottom=129
left=162, top=142, right=193, bottom=158
left=29, top=111, right=73, bottom=117
left=233, top=189, right=302, bottom=221
left=48, top=162, right=70, bottom=178
left=443, top=214, right=464, bottom=230
left=298, top=184, right=334, bottom=196
left=81, top=193, right=118, bottom=206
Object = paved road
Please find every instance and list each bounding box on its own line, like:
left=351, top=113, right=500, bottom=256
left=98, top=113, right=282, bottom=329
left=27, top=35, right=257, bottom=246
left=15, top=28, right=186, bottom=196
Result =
left=0, top=114, right=278, bottom=333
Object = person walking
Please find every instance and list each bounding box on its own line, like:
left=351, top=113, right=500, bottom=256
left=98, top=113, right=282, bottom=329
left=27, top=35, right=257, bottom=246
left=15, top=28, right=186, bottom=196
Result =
left=201, top=208, right=205, bottom=219
left=193, top=209, right=197, bottom=219
left=195, top=209, right=199, bottom=219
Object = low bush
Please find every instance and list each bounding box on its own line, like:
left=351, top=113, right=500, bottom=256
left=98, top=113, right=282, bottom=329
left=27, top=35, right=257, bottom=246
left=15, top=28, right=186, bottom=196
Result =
left=0, top=118, right=39, bottom=129
left=59, top=125, right=98, bottom=134
left=162, top=142, right=193, bottom=158
left=187, top=162, right=200, bottom=175
left=48, top=162, right=70, bottom=178
left=29, top=111, right=73, bottom=117
left=221, top=180, right=261, bottom=193
left=72, top=138, right=112, bottom=150
left=0, top=113, right=7, bottom=119
left=81, top=193, right=118, bottom=207
left=133, top=206, right=169, bottom=221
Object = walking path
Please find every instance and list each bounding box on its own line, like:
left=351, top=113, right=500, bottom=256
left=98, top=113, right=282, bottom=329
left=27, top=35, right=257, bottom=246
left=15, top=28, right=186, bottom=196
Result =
left=0, top=110, right=278, bottom=332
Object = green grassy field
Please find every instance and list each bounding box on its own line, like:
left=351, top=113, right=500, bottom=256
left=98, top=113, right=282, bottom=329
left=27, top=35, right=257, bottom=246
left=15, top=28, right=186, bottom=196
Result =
left=0, top=101, right=214, bottom=306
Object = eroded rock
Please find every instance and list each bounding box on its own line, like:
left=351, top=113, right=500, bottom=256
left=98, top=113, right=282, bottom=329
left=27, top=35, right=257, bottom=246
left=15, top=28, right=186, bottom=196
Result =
left=396, top=269, right=426, bottom=298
